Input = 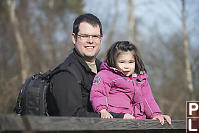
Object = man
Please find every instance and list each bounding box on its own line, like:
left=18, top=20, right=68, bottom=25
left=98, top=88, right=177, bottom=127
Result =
left=47, top=13, right=103, bottom=117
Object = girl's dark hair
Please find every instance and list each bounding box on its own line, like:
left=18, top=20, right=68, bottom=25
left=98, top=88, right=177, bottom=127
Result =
left=105, top=41, right=146, bottom=74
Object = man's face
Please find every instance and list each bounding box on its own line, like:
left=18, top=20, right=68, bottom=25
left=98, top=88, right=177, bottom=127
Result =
left=72, top=22, right=102, bottom=62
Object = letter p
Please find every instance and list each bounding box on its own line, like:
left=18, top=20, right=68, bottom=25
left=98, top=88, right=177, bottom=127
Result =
left=189, top=103, right=198, bottom=116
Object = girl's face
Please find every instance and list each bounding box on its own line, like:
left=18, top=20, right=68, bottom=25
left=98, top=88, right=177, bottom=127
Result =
left=116, top=51, right=135, bottom=77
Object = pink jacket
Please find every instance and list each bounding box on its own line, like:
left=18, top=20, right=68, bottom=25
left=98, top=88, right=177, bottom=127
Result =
left=90, top=62, right=161, bottom=119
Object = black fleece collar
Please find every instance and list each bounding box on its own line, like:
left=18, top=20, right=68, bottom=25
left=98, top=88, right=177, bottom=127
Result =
left=68, top=48, right=101, bottom=73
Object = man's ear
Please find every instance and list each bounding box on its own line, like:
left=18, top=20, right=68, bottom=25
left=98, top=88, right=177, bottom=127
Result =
left=72, top=33, right=76, bottom=45
left=100, top=36, right=103, bottom=43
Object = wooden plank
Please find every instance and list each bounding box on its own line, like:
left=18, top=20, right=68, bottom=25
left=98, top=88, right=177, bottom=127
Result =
left=0, top=114, right=25, bottom=132
left=0, top=115, right=186, bottom=133
left=24, top=116, right=186, bottom=132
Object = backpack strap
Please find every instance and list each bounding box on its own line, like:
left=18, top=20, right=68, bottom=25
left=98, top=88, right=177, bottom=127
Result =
left=66, top=66, right=82, bottom=84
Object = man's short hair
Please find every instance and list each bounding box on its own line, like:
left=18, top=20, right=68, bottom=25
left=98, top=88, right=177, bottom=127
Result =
left=73, top=13, right=103, bottom=36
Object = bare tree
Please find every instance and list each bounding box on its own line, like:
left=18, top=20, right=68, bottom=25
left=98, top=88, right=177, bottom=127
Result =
left=7, top=0, right=30, bottom=83
left=105, top=1, right=118, bottom=49
left=128, top=0, right=137, bottom=44
left=45, top=5, right=57, bottom=67
left=98, top=1, right=119, bottom=60
left=49, top=0, right=54, bottom=9
left=182, top=0, right=194, bottom=100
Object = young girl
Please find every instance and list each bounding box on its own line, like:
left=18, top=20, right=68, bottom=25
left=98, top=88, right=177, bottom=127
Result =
left=90, top=41, right=171, bottom=125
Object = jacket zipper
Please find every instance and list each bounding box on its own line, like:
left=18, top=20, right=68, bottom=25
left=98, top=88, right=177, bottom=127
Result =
left=106, top=97, right=108, bottom=107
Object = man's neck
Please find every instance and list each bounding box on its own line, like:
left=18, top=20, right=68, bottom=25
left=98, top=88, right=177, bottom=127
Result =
left=85, top=60, right=95, bottom=64
left=84, top=57, right=96, bottom=64
left=86, top=60, right=97, bottom=74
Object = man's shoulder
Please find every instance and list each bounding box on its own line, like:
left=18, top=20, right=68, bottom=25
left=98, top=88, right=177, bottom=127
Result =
left=51, top=55, right=81, bottom=80
left=58, top=52, right=81, bottom=70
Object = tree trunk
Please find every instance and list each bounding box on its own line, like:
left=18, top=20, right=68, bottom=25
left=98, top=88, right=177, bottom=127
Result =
left=0, top=43, right=7, bottom=80
left=45, top=3, right=57, bottom=68
left=182, top=0, right=194, bottom=100
left=128, top=0, right=136, bottom=45
left=49, top=0, right=54, bottom=9
left=7, top=0, right=30, bottom=83
left=104, top=1, right=118, bottom=51
left=97, top=0, right=119, bottom=60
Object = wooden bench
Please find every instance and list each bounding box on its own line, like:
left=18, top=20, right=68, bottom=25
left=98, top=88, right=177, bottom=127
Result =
left=0, top=114, right=186, bottom=133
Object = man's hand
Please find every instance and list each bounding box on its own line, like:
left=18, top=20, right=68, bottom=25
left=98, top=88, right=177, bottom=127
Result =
left=153, top=115, right=171, bottom=125
left=99, top=109, right=113, bottom=119
left=123, top=113, right=135, bottom=119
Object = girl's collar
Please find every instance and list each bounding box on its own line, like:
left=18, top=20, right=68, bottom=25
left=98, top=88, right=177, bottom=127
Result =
left=132, top=71, right=145, bottom=77
left=132, top=73, right=137, bottom=77
left=109, top=66, right=128, bottom=77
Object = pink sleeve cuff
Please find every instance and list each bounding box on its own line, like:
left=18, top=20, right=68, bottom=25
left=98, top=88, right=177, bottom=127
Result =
left=96, top=105, right=108, bottom=113
left=150, top=112, right=162, bottom=119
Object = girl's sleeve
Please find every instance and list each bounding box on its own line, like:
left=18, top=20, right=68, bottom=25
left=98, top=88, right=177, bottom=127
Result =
left=141, top=77, right=162, bottom=119
left=90, top=73, right=111, bottom=113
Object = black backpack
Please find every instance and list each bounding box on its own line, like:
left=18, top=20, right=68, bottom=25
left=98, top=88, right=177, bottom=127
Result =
left=14, top=67, right=81, bottom=116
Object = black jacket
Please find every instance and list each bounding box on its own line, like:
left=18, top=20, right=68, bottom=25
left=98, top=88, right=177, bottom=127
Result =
left=47, top=48, right=101, bottom=117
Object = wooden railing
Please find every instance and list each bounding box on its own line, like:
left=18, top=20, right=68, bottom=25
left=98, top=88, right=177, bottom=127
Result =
left=0, top=114, right=186, bottom=133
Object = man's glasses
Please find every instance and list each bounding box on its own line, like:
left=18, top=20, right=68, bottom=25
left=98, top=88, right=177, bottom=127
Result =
left=77, top=34, right=102, bottom=41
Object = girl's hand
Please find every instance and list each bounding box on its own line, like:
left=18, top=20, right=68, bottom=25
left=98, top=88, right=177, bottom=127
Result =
left=123, top=113, right=135, bottom=119
left=153, top=115, right=172, bottom=125
left=99, top=109, right=113, bottom=119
